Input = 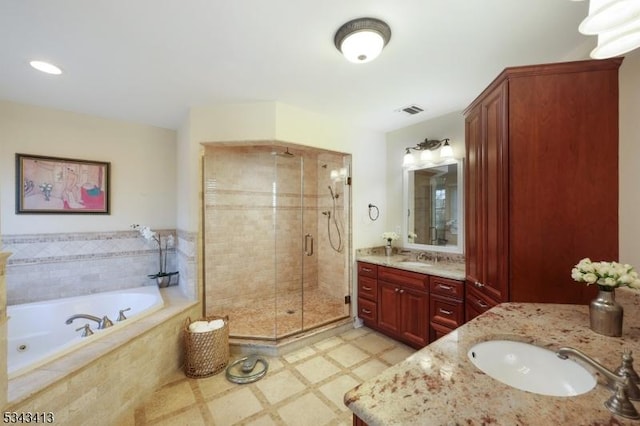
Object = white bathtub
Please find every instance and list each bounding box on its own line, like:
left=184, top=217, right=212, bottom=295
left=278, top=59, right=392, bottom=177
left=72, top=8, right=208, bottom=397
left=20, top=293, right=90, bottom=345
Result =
left=7, top=286, right=164, bottom=378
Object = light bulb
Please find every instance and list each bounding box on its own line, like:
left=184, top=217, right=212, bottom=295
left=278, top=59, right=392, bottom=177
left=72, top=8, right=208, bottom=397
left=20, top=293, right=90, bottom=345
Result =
left=440, top=141, right=453, bottom=159
left=340, top=30, right=384, bottom=63
left=403, top=151, right=415, bottom=167
left=420, top=150, right=433, bottom=162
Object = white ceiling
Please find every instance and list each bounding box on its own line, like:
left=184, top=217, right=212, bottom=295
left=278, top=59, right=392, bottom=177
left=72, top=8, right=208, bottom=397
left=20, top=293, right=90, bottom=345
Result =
left=0, top=1, right=593, bottom=133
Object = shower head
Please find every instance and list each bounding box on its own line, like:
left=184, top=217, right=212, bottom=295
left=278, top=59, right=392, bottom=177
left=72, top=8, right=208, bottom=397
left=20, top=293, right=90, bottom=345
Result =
left=272, top=147, right=294, bottom=157
left=328, top=186, right=335, bottom=199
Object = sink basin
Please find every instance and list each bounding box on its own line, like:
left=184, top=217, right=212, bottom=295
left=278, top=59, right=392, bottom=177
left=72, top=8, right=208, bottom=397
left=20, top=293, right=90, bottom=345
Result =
left=398, top=261, right=433, bottom=268
left=468, top=340, right=596, bottom=396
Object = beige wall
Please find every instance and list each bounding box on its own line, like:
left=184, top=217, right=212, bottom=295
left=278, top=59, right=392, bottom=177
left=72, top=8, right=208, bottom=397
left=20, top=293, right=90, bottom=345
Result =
left=0, top=100, right=177, bottom=235
left=619, top=49, right=640, bottom=267
left=385, top=111, right=465, bottom=241
left=178, top=101, right=388, bottom=250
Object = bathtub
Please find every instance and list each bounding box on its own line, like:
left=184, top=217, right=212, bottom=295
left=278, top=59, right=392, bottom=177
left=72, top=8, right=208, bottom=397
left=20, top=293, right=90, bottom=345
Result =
left=7, top=286, right=164, bottom=378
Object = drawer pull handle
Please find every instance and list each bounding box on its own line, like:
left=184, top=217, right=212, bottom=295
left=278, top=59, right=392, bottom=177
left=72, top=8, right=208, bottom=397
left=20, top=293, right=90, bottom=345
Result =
left=399, top=289, right=405, bottom=294
left=362, top=286, right=372, bottom=291
left=362, top=268, right=372, bottom=272
left=474, top=281, right=484, bottom=288
left=438, top=284, right=453, bottom=291
left=362, top=308, right=372, bottom=314
left=476, top=299, right=488, bottom=308
left=439, top=308, right=453, bottom=315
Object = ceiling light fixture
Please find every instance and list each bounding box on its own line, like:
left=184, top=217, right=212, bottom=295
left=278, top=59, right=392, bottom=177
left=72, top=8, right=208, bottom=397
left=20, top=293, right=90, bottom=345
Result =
left=402, top=138, right=454, bottom=168
left=572, top=0, right=640, bottom=58
left=29, top=60, right=62, bottom=75
left=334, top=17, right=391, bottom=63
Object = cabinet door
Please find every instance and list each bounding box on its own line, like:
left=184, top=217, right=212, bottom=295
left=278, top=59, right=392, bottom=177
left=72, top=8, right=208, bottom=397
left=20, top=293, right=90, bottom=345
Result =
left=399, top=288, right=429, bottom=348
left=482, top=81, right=509, bottom=302
left=465, top=81, right=509, bottom=303
left=377, top=281, right=400, bottom=335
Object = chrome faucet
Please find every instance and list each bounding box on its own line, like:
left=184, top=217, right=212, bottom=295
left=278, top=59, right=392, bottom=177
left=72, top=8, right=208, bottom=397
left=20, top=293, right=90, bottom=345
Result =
left=417, top=252, right=428, bottom=261
left=557, top=347, right=640, bottom=419
left=65, top=314, right=113, bottom=329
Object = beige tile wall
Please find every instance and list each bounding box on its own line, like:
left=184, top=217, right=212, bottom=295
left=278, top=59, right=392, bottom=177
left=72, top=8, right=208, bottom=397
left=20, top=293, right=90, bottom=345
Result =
left=1, top=251, right=10, bottom=411
left=203, top=145, right=351, bottom=333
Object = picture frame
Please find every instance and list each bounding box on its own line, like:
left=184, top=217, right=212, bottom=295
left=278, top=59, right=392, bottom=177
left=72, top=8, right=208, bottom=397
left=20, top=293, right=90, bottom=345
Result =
left=15, top=153, right=110, bottom=214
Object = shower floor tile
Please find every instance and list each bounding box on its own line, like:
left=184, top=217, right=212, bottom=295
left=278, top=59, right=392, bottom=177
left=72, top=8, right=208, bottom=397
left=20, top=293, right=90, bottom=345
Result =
left=132, top=326, right=415, bottom=425
left=221, top=288, right=348, bottom=339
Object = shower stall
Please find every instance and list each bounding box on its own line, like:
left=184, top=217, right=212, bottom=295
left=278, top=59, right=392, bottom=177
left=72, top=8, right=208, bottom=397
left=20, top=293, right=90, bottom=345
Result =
left=203, top=143, right=351, bottom=341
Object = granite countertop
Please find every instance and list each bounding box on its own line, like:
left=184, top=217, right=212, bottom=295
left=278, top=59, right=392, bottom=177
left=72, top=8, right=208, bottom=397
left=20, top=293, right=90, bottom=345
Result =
left=356, top=254, right=465, bottom=281
left=345, top=287, right=640, bottom=425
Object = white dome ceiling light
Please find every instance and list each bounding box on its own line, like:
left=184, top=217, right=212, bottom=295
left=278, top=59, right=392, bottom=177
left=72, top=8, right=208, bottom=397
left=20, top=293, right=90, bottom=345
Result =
left=572, top=0, right=640, bottom=58
left=29, top=60, right=62, bottom=75
left=334, top=18, right=391, bottom=63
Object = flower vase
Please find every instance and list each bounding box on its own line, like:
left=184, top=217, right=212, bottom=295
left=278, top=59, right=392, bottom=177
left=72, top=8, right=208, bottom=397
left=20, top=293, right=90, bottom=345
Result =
left=156, top=275, right=171, bottom=288
left=384, top=244, right=392, bottom=257
left=589, top=286, right=623, bottom=337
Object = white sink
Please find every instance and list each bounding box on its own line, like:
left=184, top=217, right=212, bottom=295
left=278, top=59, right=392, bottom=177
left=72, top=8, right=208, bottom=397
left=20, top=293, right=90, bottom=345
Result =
left=398, top=261, right=433, bottom=268
left=468, top=340, right=596, bottom=396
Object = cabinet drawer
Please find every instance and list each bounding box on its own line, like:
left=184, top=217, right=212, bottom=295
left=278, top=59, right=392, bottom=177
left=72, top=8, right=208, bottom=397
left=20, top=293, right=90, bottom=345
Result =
left=378, top=266, right=427, bottom=290
left=357, top=297, right=377, bottom=323
left=430, top=321, right=454, bottom=342
left=358, top=276, right=377, bottom=301
left=430, top=276, right=464, bottom=300
left=358, top=262, right=378, bottom=279
left=430, top=294, right=464, bottom=329
left=465, top=284, right=499, bottom=322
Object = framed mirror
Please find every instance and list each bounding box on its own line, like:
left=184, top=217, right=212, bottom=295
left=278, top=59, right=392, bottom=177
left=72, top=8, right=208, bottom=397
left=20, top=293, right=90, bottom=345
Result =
left=402, top=159, right=464, bottom=253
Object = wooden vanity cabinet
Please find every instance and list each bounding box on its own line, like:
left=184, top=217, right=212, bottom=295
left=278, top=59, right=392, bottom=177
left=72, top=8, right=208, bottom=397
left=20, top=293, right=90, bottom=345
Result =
left=464, top=58, right=621, bottom=308
left=357, top=262, right=378, bottom=326
left=429, top=276, right=464, bottom=340
left=377, top=266, right=429, bottom=348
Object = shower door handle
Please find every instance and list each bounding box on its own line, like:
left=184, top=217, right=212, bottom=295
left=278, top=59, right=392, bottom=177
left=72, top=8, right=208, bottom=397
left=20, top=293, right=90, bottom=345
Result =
left=304, top=234, right=314, bottom=256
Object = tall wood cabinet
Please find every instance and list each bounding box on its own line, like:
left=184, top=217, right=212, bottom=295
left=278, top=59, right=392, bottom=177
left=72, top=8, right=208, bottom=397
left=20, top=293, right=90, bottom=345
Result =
left=464, top=58, right=622, bottom=317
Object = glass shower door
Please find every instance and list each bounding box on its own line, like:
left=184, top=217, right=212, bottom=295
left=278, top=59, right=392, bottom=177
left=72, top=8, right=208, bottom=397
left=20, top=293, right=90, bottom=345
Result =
left=273, top=148, right=304, bottom=339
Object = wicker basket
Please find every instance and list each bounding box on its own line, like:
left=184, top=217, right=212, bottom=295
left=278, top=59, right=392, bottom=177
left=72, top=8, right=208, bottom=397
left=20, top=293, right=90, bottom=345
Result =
left=183, top=315, right=229, bottom=378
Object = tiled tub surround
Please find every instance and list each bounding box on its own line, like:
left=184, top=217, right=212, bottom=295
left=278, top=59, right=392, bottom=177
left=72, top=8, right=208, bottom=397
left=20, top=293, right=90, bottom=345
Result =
left=1, top=251, right=10, bottom=410
left=6, top=287, right=200, bottom=426
left=2, top=229, right=198, bottom=305
left=203, top=145, right=351, bottom=340
left=345, top=287, right=640, bottom=425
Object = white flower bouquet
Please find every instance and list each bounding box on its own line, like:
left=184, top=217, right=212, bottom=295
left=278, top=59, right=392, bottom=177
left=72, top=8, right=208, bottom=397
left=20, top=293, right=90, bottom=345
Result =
left=132, top=224, right=175, bottom=277
left=382, top=232, right=400, bottom=246
left=571, top=258, right=640, bottom=289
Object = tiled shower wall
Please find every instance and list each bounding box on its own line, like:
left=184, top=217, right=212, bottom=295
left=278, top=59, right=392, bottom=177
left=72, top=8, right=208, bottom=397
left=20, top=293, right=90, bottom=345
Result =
left=1, top=229, right=198, bottom=305
left=203, top=144, right=350, bottom=323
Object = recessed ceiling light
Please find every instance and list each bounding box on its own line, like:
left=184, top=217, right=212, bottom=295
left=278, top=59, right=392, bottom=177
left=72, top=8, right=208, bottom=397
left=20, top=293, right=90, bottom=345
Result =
left=29, top=60, right=62, bottom=75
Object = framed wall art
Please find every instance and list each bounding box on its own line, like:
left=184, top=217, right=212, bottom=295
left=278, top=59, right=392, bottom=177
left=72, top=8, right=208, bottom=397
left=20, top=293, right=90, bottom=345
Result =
left=16, top=153, right=110, bottom=214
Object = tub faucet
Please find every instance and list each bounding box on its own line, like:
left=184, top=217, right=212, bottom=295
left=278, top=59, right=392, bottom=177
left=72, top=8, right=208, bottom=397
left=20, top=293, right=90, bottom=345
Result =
left=65, top=314, right=113, bottom=329
left=557, top=347, right=640, bottom=419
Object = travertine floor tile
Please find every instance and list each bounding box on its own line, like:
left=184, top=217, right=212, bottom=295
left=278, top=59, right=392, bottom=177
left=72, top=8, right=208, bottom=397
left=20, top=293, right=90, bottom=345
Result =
left=352, top=359, right=389, bottom=381
left=255, top=369, right=306, bottom=404
left=379, top=345, right=415, bottom=365
left=134, top=327, right=413, bottom=426
left=319, top=375, right=360, bottom=411
left=353, top=332, right=397, bottom=354
left=326, top=343, right=369, bottom=367
left=294, top=356, right=341, bottom=384
left=207, top=387, right=263, bottom=425
left=143, top=380, right=196, bottom=421
left=153, top=406, right=206, bottom=426
left=277, top=393, right=336, bottom=426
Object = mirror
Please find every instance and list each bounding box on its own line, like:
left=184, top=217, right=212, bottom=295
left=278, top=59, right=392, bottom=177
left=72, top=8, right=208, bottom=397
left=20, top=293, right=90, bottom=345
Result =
left=402, top=159, right=464, bottom=253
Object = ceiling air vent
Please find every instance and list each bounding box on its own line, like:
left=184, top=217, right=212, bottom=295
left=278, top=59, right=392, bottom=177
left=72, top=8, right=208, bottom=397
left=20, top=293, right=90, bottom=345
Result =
left=396, top=104, right=424, bottom=116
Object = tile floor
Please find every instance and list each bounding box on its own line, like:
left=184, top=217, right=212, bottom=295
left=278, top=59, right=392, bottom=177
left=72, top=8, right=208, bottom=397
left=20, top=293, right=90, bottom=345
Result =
left=133, top=327, right=414, bottom=425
